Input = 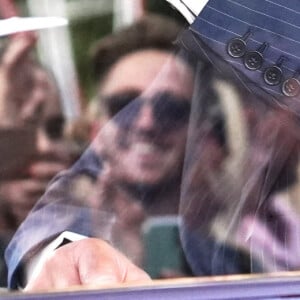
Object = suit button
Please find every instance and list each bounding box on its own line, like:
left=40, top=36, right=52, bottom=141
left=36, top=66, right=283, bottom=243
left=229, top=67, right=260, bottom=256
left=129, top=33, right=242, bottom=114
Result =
left=244, top=51, right=263, bottom=70
left=244, top=42, right=268, bottom=71
left=227, top=39, right=247, bottom=58
left=264, top=65, right=283, bottom=85
left=282, top=77, right=300, bottom=97
left=227, top=30, right=251, bottom=58
left=263, top=56, right=285, bottom=86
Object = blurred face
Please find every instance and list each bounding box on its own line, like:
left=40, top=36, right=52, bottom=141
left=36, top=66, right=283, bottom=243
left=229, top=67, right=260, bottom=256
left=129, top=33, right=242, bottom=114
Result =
left=0, top=67, right=71, bottom=230
left=96, top=50, right=194, bottom=187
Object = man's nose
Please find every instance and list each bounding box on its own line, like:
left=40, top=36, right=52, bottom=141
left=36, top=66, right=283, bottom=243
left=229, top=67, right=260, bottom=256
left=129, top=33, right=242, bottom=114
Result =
left=134, top=103, right=156, bottom=130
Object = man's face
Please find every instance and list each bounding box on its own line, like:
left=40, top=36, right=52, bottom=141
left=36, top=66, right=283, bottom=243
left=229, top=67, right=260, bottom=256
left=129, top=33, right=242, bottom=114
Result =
left=97, top=50, right=194, bottom=187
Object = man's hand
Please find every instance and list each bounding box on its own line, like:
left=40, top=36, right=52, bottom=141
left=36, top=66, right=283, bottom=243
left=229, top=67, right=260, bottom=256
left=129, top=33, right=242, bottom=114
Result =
left=25, top=238, right=151, bottom=292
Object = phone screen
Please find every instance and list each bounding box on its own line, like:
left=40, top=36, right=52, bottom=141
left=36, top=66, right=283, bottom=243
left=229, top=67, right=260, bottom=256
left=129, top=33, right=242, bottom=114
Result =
left=142, top=216, right=192, bottom=279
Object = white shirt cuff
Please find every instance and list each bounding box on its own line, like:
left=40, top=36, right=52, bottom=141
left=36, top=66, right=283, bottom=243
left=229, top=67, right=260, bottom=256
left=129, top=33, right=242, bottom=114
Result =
left=25, top=231, right=87, bottom=286
left=165, top=0, right=209, bottom=23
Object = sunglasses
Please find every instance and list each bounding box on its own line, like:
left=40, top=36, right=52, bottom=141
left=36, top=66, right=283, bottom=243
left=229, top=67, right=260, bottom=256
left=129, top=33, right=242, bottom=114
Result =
left=103, top=91, right=191, bottom=130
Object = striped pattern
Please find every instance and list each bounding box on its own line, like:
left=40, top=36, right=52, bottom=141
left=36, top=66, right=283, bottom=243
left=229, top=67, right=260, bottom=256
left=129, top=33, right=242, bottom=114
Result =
left=189, top=0, right=300, bottom=108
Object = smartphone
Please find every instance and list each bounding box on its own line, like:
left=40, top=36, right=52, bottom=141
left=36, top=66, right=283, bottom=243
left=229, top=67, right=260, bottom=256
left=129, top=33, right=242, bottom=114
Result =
left=142, top=216, right=191, bottom=279
left=0, top=127, right=36, bottom=178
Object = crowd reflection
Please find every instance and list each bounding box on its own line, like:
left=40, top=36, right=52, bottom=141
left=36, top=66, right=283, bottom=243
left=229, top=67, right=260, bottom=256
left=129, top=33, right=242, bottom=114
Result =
left=2, top=6, right=300, bottom=294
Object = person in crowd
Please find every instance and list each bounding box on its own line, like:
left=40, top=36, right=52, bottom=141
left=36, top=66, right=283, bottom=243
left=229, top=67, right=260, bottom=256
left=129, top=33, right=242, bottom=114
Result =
left=0, top=33, right=72, bottom=286
left=0, top=34, right=71, bottom=235
left=62, top=14, right=193, bottom=270
left=84, top=13, right=190, bottom=215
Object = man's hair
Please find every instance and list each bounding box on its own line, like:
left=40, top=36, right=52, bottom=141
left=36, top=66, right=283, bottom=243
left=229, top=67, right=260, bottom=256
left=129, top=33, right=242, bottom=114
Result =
left=90, top=13, right=185, bottom=83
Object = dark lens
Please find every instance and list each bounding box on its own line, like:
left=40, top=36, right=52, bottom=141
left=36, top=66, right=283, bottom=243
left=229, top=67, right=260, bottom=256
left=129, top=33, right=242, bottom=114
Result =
left=45, top=115, right=65, bottom=140
left=114, top=98, right=142, bottom=127
left=104, top=91, right=143, bottom=127
left=104, top=91, right=140, bottom=116
left=153, top=92, right=190, bottom=129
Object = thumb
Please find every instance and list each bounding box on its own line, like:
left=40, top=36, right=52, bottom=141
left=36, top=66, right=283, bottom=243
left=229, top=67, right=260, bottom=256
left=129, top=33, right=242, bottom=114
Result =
left=75, top=239, right=151, bottom=287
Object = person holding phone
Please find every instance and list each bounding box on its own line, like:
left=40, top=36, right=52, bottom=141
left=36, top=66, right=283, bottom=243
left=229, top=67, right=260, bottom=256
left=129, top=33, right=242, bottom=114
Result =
left=0, top=34, right=71, bottom=286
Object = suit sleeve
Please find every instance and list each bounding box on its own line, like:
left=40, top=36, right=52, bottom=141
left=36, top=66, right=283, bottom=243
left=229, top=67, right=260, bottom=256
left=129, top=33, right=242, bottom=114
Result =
left=5, top=148, right=103, bottom=289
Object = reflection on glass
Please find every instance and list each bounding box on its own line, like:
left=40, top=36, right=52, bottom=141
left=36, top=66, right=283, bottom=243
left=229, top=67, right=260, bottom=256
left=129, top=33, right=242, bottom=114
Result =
left=2, top=0, right=300, bottom=296
left=180, top=57, right=300, bottom=276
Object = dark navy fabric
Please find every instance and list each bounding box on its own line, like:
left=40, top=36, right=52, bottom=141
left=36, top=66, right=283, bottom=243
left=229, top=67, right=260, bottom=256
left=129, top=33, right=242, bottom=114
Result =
left=189, top=0, right=300, bottom=117
left=180, top=227, right=263, bottom=276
